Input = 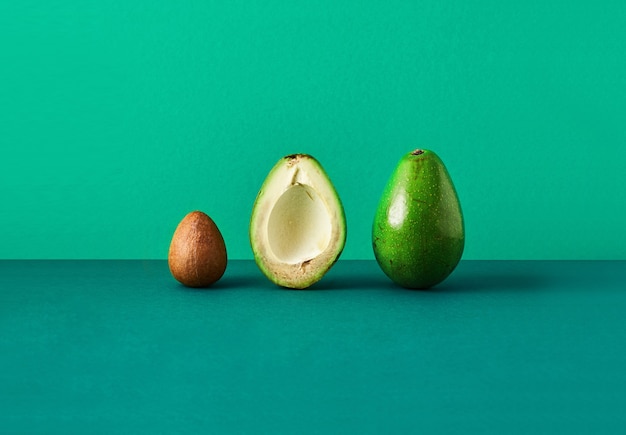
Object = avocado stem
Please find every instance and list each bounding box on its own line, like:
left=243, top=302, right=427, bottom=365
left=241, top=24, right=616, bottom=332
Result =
left=411, top=149, right=424, bottom=156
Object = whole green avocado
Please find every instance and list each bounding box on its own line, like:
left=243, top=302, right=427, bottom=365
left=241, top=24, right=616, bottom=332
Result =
left=373, top=149, right=464, bottom=289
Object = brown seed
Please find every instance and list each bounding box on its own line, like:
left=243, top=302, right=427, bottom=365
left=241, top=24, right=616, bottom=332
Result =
left=168, top=211, right=227, bottom=287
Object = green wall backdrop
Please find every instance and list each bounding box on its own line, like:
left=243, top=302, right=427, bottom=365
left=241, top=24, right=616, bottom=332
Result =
left=2, top=1, right=625, bottom=260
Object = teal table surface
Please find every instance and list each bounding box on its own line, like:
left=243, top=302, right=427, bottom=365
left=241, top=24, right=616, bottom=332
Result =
left=1, top=260, right=625, bottom=434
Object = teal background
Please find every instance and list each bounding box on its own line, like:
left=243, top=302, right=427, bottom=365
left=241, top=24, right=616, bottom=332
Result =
left=2, top=1, right=625, bottom=260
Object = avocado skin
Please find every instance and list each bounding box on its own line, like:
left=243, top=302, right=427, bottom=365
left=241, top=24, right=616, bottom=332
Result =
left=373, top=150, right=464, bottom=289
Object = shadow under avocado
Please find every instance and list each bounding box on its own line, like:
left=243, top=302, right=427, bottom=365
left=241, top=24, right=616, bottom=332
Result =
left=437, top=269, right=554, bottom=293
left=168, top=260, right=555, bottom=293
left=170, top=269, right=267, bottom=292
left=308, top=274, right=395, bottom=291
left=306, top=260, right=394, bottom=291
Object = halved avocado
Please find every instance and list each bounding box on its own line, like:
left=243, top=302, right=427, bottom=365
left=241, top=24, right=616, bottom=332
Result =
left=250, top=154, right=346, bottom=289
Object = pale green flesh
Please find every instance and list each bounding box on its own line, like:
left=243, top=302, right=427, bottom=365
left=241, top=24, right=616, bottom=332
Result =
left=267, top=183, right=332, bottom=265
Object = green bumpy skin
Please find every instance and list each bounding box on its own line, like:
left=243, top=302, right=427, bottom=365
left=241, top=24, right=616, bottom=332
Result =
left=373, top=149, right=464, bottom=289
